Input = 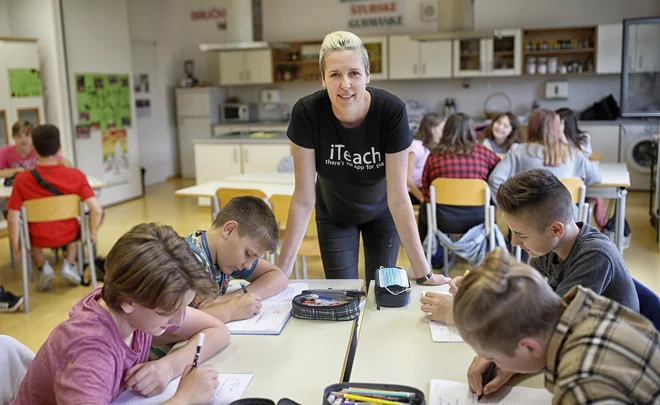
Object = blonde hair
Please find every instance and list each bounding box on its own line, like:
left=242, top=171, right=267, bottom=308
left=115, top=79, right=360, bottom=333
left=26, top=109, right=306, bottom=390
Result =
left=12, top=120, right=33, bottom=137
left=102, top=223, right=218, bottom=313
left=526, top=109, right=571, bottom=166
left=319, top=31, right=370, bottom=75
left=453, top=248, right=562, bottom=356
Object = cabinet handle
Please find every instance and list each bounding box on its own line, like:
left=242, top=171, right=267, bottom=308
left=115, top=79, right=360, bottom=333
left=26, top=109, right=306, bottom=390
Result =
left=413, top=64, right=417, bottom=75
left=243, top=148, right=248, bottom=163
left=421, top=63, right=426, bottom=75
left=239, top=70, right=244, bottom=81
left=246, top=70, right=251, bottom=82
left=638, top=55, right=643, bottom=69
left=233, top=148, right=238, bottom=163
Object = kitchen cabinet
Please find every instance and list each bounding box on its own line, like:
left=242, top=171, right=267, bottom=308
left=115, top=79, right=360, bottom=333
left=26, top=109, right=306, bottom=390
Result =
left=195, top=142, right=242, bottom=183
left=627, top=23, right=660, bottom=73
left=597, top=23, right=623, bottom=74
left=361, top=36, right=388, bottom=80
left=178, top=117, right=214, bottom=178
left=219, top=49, right=273, bottom=85
left=389, top=35, right=452, bottom=80
left=242, top=143, right=291, bottom=174
left=453, top=29, right=522, bottom=77
left=580, top=124, right=620, bottom=163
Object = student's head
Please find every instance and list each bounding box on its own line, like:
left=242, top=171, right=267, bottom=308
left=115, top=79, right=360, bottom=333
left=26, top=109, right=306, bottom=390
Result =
left=414, top=113, right=445, bottom=149
left=497, top=169, right=574, bottom=257
left=453, top=248, right=562, bottom=374
left=101, top=223, right=218, bottom=335
left=11, top=120, right=33, bottom=152
left=31, top=124, right=61, bottom=158
left=433, top=113, right=475, bottom=155
left=555, top=108, right=587, bottom=152
left=526, top=109, right=570, bottom=166
left=319, top=31, right=370, bottom=114
left=484, top=113, right=521, bottom=151
left=210, top=196, right=279, bottom=275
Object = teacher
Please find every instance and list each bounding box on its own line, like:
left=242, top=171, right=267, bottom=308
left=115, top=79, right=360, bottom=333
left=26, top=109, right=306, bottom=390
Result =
left=277, top=31, right=448, bottom=286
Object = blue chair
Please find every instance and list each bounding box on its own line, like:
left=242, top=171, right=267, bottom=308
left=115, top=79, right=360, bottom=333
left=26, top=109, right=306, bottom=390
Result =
left=633, top=278, right=660, bottom=331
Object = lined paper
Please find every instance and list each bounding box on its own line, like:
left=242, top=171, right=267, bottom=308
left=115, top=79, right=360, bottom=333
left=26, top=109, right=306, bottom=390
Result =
left=430, top=379, right=552, bottom=405
left=429, top=320, right=464, bottom=342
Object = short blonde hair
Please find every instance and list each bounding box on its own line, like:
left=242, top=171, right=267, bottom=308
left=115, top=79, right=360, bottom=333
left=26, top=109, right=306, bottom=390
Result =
left=453, top=248, right=562, bottom=356
left=319, top=31, right=370, bottom=74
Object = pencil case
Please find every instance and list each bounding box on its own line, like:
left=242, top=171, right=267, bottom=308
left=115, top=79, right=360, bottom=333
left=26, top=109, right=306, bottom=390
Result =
left=229, top=399, right=301, bottom=405
left=292, top=289, right=365, bottom=321
left=323, top=382, right=426, bottom=405
left=374, top=267, right=411, bottom=309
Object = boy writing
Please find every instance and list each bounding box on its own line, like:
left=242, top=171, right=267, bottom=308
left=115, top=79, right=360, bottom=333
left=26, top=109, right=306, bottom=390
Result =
left=12, top=223, right=230, bottom=405
left=186, top=196, right=289, bottom=323
left=6, top=124, right=103, bottom=291
left=453, top=248, right=660, bottom=403
left=421, top=168, right=638, bottom=321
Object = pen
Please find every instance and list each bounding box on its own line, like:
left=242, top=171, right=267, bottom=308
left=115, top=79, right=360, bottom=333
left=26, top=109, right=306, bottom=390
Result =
left=240, top=282, right=249, bottom=294
left=191, top=333, right=205, bottom=368
left=478, top=362, right=497, bottom=401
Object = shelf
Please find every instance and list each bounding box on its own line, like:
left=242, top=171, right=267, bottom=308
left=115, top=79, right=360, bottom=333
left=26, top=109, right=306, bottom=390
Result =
left=494, top=51, right=515, bottom=56
left=522, top=71, right=597, bottom=77
left=273, top=59, right=318, bottom=66
left=524, top=48, right=595, bottom=55
left=460, top=53, right=481, bottom=58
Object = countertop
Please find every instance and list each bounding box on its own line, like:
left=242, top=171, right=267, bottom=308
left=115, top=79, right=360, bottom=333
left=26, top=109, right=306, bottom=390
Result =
left=195, top=132, right=290, bottom=144
left=579, top=118, right=658, bottom=125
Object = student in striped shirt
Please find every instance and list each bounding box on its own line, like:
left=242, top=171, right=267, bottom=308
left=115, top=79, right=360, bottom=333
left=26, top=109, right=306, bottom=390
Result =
left=453, top=247, right=660, bottom=404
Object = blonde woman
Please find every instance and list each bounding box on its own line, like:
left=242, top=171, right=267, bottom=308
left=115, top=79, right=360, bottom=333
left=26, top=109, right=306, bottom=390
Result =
left=278, top=31, right=448, bottom=286
left=452, top=247, right=660, bottom=403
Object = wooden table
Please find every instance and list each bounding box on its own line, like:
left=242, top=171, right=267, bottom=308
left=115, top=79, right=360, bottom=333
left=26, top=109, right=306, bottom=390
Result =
left=586, top=163, right=631, bottom=253
left=203, top=279, right=364, bottom=404
left=350, top=282, right=545, bottom=399
left=0, top=175, right=105, bottom=199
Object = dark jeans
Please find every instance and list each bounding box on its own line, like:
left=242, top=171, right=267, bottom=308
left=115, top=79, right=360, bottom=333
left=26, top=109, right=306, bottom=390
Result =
left=316, top=202, right=400, bottom=286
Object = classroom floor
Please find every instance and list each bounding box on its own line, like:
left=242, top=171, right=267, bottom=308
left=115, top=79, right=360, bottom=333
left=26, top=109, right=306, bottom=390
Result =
left=0, top=178, right=658, bottom=352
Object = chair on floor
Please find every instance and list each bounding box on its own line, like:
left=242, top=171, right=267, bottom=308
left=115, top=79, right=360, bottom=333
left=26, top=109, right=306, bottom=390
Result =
left=269, top=194, right=319, bottom=280
left=19, top=195, right=97, bottom=312
left=212, top=188, right=268, bottom=221
left=633, top=278, right=660, bottom=331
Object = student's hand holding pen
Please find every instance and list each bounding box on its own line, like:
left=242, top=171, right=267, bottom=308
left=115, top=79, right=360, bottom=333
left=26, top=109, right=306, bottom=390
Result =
left=227, top=292, right=262, bottom=321
left=467, top=356, right=515, bottom=399
left=124, top=358, right=174, bottom=397
left=165, top=364, right=219, bottom=405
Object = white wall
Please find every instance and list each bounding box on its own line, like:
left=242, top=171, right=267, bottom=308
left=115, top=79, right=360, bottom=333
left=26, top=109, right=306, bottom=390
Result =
left=0, top=1, right=10, bottom=36
left=62, top=0, right=141, bottom=206
left=6, top=0, right=74, bottom=161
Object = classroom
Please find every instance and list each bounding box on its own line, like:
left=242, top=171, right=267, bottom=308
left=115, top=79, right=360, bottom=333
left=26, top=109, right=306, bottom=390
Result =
left=0, top=0, right=659, bottom=404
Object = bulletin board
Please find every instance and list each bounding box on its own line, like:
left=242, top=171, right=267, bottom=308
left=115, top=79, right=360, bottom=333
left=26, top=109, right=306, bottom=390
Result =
left=75, top=73, right=132, bottom=130
left=8, top=69, right=43, bottom=97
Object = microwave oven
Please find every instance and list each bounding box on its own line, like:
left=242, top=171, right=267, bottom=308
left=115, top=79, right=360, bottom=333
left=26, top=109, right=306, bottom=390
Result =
left=220, top=103, right=258, bottom=122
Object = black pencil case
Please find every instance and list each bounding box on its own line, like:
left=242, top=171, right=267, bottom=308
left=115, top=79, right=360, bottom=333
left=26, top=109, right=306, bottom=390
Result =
left=291, top=289, right=365, bottom=321
left=374, top=267, right=411, bottom=309
left=323, top=382, right=426, bottom=405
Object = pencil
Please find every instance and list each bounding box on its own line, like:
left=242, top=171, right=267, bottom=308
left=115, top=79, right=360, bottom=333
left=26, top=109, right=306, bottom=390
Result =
left=343, top=394, right=406, bottom=405
left=191, top=333, right=205, bottom=368
left=478, top=362, right=497, bottom=401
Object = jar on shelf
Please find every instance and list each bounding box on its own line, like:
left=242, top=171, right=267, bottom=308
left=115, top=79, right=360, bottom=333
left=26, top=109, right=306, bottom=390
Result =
left=526, top=57, right=537, bottom=74
left=537, top=57, right=548, bottom=74
left=548, top=57, right=558, bottom=74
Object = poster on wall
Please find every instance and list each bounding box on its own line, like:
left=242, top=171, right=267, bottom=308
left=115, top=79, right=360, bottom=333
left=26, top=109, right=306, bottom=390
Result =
left=343, top=0, right=404, bottom=29
left=76, top=73, right=132, bottom=130
left=133, top=73, right=152, bottom=117
left=190, top=6, right=227, bottom=30
left=8, top=69, right=43, bottom=97
left=102, top=129, right=130, bottom=185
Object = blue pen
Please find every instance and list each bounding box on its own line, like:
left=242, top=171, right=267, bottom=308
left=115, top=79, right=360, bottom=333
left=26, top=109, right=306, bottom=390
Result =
left=240, top=282, right=248, bottom=294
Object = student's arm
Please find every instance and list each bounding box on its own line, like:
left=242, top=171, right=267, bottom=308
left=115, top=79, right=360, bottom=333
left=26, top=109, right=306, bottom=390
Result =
left=407, top=152, right=424, bottom=203
left=386, top=150, right=448, bottom=285
left=577, top=154, right=602, bottom=186
left=125, top=307, right=229, bottom=398
left=84, top=197, right=103, bottom=243
left=487, top=149, right=515, bottom=206
left=554, top=378, right=630, bottom=405
left=467, top=356, right=516, bottom=398
left=277, top=144, right=316, bottom=277
left=7, top=210, right=21, bottom=257
left=242, top=260, right=288, bottom=298
left=0, top=167, right=24, bottom=178
left=554, top=249, right=613, bottom=298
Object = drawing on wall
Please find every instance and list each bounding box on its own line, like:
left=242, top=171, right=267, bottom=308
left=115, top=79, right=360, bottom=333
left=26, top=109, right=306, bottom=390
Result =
left=133, top=74, right=150, bottom=93
left=75, top=125, right=90, bottom=139
left=135, top=99, right=151, bottom=118
left=102, top=129, right=129, bottom=185
left=76, top=73, right=132, bottom=130
left=8, top=69, right=43, bottom=97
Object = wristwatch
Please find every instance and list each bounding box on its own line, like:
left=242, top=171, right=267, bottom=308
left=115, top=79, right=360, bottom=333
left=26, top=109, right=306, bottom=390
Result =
left=415, top=271, right=433, bottom=284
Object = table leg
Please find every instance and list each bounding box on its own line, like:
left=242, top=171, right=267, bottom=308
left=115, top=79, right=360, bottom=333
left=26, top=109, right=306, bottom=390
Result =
left=615, top=188, right=627, bottom=253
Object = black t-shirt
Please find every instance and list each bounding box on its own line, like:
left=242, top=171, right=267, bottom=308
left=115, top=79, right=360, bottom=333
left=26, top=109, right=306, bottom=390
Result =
left=287, top=87, right=412, bottom=226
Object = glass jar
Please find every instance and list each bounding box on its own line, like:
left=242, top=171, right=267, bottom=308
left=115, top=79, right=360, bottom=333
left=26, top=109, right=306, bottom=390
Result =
left=526, top=57, right=537, bottom=75
left=537, top=57, right=548, bottom=74
left=548, top=57, right=558, bottom=74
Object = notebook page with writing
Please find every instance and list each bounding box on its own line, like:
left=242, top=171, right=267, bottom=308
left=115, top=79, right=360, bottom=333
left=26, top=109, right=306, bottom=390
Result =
left=430, top=380, right=552, bottom=405
left=226, top=282, right=308, bottom=335
left=429, top=320, right=464, bottom=342
left=112, top=374, right=253, bottom=405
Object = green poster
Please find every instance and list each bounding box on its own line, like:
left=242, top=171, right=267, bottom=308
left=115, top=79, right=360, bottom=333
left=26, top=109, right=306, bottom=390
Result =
left=75, top=73, right=132, bottom=130
left=8, top=69, right=43, bottom=97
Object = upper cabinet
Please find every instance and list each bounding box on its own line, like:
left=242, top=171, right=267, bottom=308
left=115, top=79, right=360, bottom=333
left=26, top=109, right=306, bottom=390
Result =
left=596, top=23, right=623, bottom=74
left=219, top=49, right=273, bottom=86
left=389, top=35, right=452, bottom=80
left=361, top=36, right=389, bottom=80
left=453, top=29, right=522, bottom=77
left=522, top=26, right=597, bottom=76
left=628, top=23, right=660, bottom=73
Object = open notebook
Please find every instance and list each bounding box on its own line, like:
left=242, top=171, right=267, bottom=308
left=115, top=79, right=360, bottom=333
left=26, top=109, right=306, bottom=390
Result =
left=429, top=320, right=464, bottom=342
left=429, top=379, right=552, bottom=405
left=226, top=282, right=308, bottom=335
left=113, top=373, right=253, bottom=405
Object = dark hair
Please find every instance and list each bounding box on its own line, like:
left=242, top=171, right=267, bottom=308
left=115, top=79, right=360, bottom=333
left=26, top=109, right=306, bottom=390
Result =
left=413, top=113, right=444, bottom=150
left=496, top=168, right=574, bottom=230
left=212, top=196, right=279, bottom=253
left=556, top=108, right=589, bottom=153
left=102, top=223, right=218, bottom=312
left=482, top=113, right=521, bottom=151
left=12, top=120, right=33, bottom=137
left=31, top=124, right=61, bottom=157
left=432, top=113, right=475, bottom=155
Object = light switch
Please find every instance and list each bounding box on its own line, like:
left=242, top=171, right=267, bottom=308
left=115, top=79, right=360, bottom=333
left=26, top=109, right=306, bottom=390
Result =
left=545, top=81, right=569, bottom=100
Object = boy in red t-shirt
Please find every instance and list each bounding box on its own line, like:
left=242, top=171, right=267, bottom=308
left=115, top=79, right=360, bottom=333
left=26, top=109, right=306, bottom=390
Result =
left=6, top=125, right=103, bottom=292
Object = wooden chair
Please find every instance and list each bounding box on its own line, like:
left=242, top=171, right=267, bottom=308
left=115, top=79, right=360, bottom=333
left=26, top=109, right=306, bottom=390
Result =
left=269, top=194, right=319, bottom=280
left=589, top=151, right=602, bottom=162
left=425, top=178, right=495, bottom=274
left=212, top=188, right=268, bottom=220
left=19, top=195, right=97, bottom=312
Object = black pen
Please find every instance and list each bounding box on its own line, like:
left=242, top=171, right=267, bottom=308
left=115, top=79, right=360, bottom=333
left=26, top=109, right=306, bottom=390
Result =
left=192, top=333, right=205, bottom=368
left=240, top=282, right=249, bottom=294
left=478, top=362, right=497, bottom=401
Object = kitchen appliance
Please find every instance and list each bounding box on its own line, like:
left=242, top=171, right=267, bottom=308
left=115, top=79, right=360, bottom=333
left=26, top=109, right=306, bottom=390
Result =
left=620, top=123, right=659, bottom=190
left=220, top=103, right=259, bottom=122
left=257, top=103, right=290, bottom=122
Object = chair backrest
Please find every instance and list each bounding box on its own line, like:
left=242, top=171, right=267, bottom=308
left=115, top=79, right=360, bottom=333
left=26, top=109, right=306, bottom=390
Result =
left=589, top=151, right=602, bottom=162
left=430, top=178, right=489, bottom=207
left=633, top=278, right=660, bottom=331
left=269, top=194, right=316, bottom=237
left=215, top=188, right=268, bottom=208
left=559, top=177, right=586, bottom=205
left=22, top=195, right=82, bottom=223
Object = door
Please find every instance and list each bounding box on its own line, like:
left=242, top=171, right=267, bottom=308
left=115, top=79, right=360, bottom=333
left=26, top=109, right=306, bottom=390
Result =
left=419, top=41, right=452, bottom=79
left=178, top=117, right=212, bottom=178
left=362, top=36, right=388, bottom=80
left=388, top=35, right=419, bottom=79
left=219, top=51, right=245, bottom=85
left=453, top=38, right=487, bottom=77
left=244, top=49, right=273, bottom=84
left=241, top=143, right=291, bottom=174
left=488, top=29, right=522, bottom=76
left=597, top=24, right=623, bottom=74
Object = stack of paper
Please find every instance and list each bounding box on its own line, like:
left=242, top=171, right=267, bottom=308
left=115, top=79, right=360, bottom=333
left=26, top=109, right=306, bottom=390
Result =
left=226, top=282, right=308, bottom=335
left=112, top=374, right=253, bottom=405
left=429, top=379, right=552, bottom=405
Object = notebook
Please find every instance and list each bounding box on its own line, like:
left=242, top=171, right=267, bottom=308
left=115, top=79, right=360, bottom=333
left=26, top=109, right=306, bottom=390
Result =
left=226, top=282, right=308, bottom=335
left=429, top=379, right=552, bottom=405
left=429, top=320, right=464, bottom=342
left=113, top=373, right=253, bottom=405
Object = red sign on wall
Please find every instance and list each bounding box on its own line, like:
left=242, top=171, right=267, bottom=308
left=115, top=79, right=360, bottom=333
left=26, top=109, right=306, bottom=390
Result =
left=190, top=7, right=226, bottom=21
